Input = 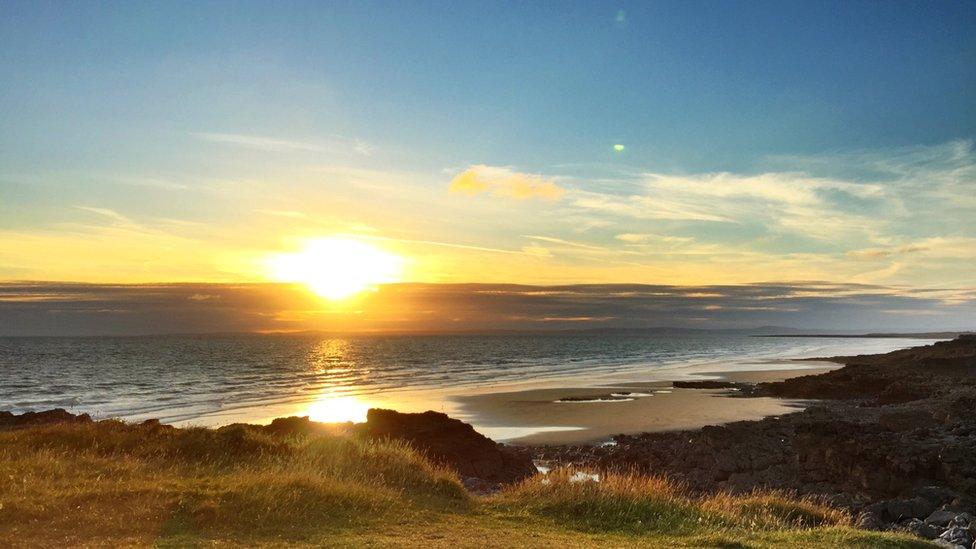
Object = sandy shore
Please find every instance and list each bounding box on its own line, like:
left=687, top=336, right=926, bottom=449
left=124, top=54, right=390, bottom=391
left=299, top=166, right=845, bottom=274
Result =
left=454, top=364, right=838, bottom=445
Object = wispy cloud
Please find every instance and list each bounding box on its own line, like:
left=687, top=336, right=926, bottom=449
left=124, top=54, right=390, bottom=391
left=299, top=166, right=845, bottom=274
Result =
left=848, top=237, right=976, bottom=260
left=195, top=132, right=324, bottom=152
left=194, top=132, right=374, bottom=156
left=524, top=235, right=606, bottom=251
left=74, top=205, right=132, bottom=224
left=570, top=171, right=888, bottom=241
left=615, top=233, right=694, bottom=244
left=450, top=165, right=566, bottom=201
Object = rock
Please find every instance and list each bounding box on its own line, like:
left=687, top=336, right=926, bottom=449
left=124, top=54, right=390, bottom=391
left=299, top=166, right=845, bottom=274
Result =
left=0, top=408, right=92, bottom=430
left=948, top=514, right=974, bottom=530
left=855, top=511, right=888, bottom=531
left=876, top=381, right=929, bottom=405
left=936, top=395, right=976, bottom=424
left=265, top=415, right=320, bottom=435
left=884, top=498, right=918, bottom=521
left=877, top=409, right=935, bottom=432
left=939, top=525, right=974, bottom=548
left=908, top=496, right=940, bottom=520
left=927, top=509, right=964, bottom=528
left=932, top=540, right=968, bottom=549
left=905, top=518, right=941, bottom=539
left=918, top=486, right=958, bottom=507
left=673, top=380, right=740, bottom=389
left=138, top=418, right=173, bottom=432
left=362, top=408, right=536, bottom=485
left=460, top=476, right=495, bottom=494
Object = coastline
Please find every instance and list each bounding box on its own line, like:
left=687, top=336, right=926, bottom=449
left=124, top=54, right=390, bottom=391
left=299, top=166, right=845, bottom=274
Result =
left=2, top=334, right=931, bottom=432
left=2, top=336, right=973, bottom=546
left=454, top=365, right=838, bottom=445
left=529, top=335, right=976, bottom=536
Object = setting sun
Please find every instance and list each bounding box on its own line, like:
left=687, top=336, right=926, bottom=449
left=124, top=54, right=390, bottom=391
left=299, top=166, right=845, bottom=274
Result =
left=267, top=238, right=404, bottom=300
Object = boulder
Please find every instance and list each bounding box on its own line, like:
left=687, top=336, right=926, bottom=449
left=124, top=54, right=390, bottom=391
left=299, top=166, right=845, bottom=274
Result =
left=905, top=518, right=941, bottom=540
left=855, top=511, right=887, bottom=531
left=362, top=409, right=536, bottom=485
left=932, top=540, right=968, bottom=549
left=927, top=509, right=964, bottom=528
left=918, top=486, right=958, bottom=507
left=939, top=525, right=974, bottom=548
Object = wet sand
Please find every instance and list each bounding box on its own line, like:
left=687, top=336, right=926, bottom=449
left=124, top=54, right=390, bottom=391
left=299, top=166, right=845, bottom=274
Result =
left=453, top=365, right=839, bottom=445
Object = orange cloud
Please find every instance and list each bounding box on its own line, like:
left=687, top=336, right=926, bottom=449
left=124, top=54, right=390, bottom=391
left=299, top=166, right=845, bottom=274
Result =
left=449, top=165, right=565, bottom=200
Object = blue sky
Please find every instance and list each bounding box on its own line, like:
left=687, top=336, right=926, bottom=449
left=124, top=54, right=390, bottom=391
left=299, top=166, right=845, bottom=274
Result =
left=3, top=1, right=973, bottom=173
left=0, top=1, right=974, bottom=300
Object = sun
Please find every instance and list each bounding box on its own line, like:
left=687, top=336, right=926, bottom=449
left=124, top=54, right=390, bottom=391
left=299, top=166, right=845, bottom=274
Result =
left=268, top=237, right=404, bottom=300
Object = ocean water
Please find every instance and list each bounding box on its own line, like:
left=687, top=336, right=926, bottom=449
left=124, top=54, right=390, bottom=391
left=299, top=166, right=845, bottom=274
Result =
left=0, top=333, right=932, bottom=427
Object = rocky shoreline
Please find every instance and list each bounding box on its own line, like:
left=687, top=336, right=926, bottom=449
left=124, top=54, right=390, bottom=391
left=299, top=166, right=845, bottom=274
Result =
left=533, top=334, right=976, bottom=546
left=3, top=335, right=974, bottom=546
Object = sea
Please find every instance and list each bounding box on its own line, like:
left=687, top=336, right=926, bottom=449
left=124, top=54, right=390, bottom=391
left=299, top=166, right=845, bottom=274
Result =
left=0, top=333, right=934, bottom=432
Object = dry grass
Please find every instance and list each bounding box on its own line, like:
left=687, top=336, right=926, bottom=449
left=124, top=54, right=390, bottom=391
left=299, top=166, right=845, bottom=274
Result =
left=0, top=420, right=933, bottom=548
left=493, top=469, right=851, bottom=536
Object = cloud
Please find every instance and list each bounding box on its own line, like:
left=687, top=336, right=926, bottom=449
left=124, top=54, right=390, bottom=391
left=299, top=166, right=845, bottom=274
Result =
left=450, top=165, right=566, bottom=201
left=615, top=233, right=694, bottom=244
left=565, top=140, right=974, bottom=257
left=195, top=132, right=324, bottom=152
left=75, top=206, right=133, bottom=224
left=572, top=171, right=888, bottom=241
left=847, top=237, right=976, bottom=260
left=195, top=132, right=374, bottom=156
left=1, top=282, right=972, bottom=336
left=524, top=235, right=606, bottom=250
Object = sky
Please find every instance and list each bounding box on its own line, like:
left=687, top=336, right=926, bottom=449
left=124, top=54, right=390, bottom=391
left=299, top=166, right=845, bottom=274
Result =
left=1, top=1, right=975, bottom=333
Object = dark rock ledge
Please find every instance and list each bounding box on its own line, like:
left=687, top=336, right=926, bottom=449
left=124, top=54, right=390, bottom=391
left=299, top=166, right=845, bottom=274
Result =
left=532, top=335, right=976, bottom=545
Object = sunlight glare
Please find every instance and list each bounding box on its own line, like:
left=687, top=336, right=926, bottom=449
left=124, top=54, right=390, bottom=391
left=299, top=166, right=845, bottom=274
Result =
left=306, top=394, right=371, bottom=423
left=268, top=237, right=403, bottom=299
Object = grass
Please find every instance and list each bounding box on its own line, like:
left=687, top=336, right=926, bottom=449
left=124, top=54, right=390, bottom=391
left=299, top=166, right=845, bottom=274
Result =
left=0, top=420, right=935, bottom=548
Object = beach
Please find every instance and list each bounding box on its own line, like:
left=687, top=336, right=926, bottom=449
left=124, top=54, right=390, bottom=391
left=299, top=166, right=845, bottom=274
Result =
left=455, top=365, right=837, bottom=444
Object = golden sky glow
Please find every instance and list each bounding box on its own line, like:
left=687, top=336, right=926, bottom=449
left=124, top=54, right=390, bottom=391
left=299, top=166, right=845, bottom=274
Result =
left=0, top=141, right=973, bottom=292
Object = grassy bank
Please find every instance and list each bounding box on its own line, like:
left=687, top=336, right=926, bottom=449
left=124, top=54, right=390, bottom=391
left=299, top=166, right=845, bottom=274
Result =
left=0, top=420, right=931, bottom=548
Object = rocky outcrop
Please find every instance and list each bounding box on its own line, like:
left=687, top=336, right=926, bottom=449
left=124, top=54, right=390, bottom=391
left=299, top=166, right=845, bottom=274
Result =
left=0, top=408, right=92, bottom=429
left=533, top=336, right=976, bottom=542
left=672, top=380, right=762, bottom=396
left=760, top=335, right=976, bottom=402
left=362, top=408, right=535, bottom=486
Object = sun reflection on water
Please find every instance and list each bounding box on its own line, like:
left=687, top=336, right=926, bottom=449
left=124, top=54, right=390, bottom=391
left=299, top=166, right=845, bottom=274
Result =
left=306, top=394, right=371, bottom=423
left=301, top=339, right=374, bottom=423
